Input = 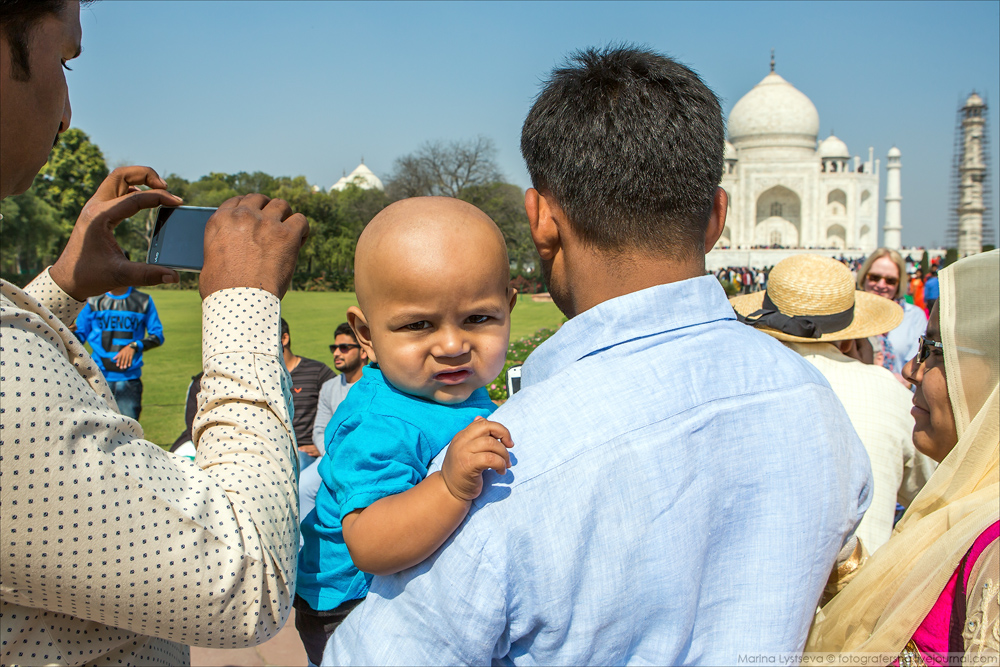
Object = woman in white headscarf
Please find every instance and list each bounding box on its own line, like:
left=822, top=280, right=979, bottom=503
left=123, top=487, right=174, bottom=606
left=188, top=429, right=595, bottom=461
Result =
left=806, top=250, right=999, bottom=663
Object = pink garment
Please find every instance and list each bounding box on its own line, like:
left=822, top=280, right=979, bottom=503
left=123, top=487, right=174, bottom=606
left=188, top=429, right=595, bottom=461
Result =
left=909, top=520, right=1000, bottom=665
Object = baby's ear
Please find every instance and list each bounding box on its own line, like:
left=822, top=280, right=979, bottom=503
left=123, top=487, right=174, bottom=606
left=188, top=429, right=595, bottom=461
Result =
left=507, top=287, right=518, bottom=313
left=347, top=306, right=377, bottom=363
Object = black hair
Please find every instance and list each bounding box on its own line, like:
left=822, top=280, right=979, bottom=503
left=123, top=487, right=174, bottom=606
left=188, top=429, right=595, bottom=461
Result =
left=0, top=0, right=72, bottom=81
left=520, top=45, right=725, bottom=259
left=280, top=317, right=290, bottom=346
left=334, top=322, right=356, bottom=342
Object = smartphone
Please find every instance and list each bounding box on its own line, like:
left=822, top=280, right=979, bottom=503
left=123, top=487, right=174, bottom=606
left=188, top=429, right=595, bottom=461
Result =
left=505, top=364, right=523, bottom=397
left=146, top=206, right=217, bottom=272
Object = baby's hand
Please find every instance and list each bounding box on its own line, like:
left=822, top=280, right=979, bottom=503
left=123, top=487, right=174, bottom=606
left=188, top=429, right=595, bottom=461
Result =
left=441, top=417, right=513, bottom=502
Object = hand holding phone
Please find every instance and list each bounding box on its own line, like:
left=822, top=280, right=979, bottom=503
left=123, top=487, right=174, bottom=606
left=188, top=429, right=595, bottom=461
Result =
left=199, top=194, right=310, bottom=300
left=50, top=166, right=182, bottom=300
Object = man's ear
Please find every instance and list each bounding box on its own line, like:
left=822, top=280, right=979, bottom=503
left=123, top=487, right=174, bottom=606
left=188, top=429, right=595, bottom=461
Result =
left=704, top=187, right=728, bottom=251
left=280, top=332, right=290, bottom=348
left=525, top=188, right=562, bottom=261
left=347, top=306, right=376, bottom=364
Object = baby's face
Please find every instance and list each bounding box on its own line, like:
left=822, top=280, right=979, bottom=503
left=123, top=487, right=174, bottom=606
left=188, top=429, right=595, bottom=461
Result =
left=359, top=259, right=515, bottom=405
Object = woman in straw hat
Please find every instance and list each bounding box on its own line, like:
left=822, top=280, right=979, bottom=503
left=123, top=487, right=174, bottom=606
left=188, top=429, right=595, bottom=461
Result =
left=730, top=254, right=936, bottom=554
left=804, top=249, right=998, bottom=663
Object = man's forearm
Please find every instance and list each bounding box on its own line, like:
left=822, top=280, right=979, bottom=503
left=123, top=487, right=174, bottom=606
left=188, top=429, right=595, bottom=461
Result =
left=342, top=472, right=470, bottom=576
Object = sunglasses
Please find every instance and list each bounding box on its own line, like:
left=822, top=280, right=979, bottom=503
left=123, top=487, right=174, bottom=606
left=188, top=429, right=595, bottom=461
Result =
left=330, top=343, right=361, bottom=354
left=914, top=335, right=944, bottom=365
left=865, top=272, right=899, bottom=287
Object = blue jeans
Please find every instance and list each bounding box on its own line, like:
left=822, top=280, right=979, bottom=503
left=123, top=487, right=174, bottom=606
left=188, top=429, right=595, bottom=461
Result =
left=109, top=378, right=143, bottom=420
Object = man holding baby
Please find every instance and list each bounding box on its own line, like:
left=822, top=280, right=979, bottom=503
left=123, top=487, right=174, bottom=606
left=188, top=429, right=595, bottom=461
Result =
left=325, top=46, right=872, bottom=665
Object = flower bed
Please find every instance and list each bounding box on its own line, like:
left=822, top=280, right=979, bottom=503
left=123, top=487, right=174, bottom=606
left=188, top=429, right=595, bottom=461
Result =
left=487, top=326, right=561, bottom=401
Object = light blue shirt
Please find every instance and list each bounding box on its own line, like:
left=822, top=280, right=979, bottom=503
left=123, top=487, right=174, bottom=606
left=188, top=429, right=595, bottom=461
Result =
left=326, top=276, right=872, bottom=666
left=886, top=300, right=928, bottom=375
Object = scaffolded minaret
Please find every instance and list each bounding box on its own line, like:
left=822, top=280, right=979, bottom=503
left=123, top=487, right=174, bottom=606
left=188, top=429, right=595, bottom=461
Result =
left=949, top=92, right=994, bottom=257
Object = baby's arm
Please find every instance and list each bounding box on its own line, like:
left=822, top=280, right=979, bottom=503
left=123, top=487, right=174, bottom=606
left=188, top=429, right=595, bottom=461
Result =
left=341, top=417, right=512, bottom=576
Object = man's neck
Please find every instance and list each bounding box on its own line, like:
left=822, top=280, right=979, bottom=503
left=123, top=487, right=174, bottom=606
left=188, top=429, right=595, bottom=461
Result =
left=343, top=365, right=364, bottom=384
left=561, top=248, right=706, bottom=318
left=283, top=347, right=300, bottom=372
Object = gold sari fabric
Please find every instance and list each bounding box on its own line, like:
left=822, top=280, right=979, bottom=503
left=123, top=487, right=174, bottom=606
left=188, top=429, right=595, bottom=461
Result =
left=806, top=249, right=1000, bottom=654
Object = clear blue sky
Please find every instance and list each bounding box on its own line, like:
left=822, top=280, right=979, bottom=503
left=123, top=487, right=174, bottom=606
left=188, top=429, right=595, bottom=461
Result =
left=69, top=1, right=999, bottom=248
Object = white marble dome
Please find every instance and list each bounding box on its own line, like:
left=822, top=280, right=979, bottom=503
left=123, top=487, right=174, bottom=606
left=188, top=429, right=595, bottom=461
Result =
left=965, top=92, right=985, bottom=108
left=887, top=146, right=901, bottom=158
left=728, top=72, right=819, bottom=149
left=331, top=162, right=384, bottom=192
left=818, top=134, right=850, bottom=159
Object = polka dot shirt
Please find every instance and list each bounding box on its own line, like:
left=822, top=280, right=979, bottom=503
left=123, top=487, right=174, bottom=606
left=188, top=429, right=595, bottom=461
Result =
left=1, top=270, right=299, bottom=666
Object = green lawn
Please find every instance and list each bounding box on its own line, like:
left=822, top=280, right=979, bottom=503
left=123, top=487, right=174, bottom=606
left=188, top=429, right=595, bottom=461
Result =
left=136, top=290, right=564, bottom=445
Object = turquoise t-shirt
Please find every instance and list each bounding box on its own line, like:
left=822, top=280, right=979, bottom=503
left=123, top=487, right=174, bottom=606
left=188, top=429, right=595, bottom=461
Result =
left=297, top=365, right=496, bottom=611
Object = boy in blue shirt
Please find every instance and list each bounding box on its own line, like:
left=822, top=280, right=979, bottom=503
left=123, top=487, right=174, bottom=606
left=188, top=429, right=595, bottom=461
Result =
left=75, top=285, right=164, bottom=419
left=296, top=197, right=517, bottom=664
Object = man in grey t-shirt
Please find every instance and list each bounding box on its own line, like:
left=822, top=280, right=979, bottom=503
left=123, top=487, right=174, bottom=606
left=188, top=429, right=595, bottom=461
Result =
left=301, top=322, right=368, bottom=521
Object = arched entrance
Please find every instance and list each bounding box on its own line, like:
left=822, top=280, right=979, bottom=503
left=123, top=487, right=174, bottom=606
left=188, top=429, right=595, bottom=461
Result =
left=754, top=186, right=801, bottom=247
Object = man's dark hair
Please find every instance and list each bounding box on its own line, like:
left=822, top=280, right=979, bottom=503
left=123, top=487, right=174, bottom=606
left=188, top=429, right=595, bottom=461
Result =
left=0, top=0, right=72, bottom=81
left=280, top=317, right=290, bottom=346
left=334, top=322, right=356, bottom=342
left=521, top=45, right=725, bottom=259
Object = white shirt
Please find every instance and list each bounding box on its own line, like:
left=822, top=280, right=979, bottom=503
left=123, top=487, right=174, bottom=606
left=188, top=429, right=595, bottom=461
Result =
left=785, top=341, right=936, bottom=551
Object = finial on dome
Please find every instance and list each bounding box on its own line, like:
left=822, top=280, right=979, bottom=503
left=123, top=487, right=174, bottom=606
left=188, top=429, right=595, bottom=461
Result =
left=770, top=49, right=775, bottom=73
left=361, top=156, right=365, bottom=164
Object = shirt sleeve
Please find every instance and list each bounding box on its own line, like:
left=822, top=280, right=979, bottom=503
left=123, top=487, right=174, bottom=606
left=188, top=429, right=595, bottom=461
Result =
left=312, top=378, right=337, bottom=456
left=140, top=294, right=164, bottom=350
left=24, top=266, right=86, bottom=328
left=328, top=414, right=428, bottom=517
left=0, top=285, right=298, bottom=650
left=325, top=519, right=508, bottom=665
left=75, top=299, right=94, bottom=344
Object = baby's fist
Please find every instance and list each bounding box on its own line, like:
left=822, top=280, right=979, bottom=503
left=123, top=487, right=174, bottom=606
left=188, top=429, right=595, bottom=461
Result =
left=441, top=417, right=514, bottom=502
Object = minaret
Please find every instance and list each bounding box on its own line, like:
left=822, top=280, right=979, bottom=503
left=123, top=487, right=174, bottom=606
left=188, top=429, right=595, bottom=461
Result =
left=957, top=92, right=987, bottom=257
left=883, top=146, right=902, bottom=250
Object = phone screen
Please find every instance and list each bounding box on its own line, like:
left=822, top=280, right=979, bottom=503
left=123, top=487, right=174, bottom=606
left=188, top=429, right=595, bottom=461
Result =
left=147, top=206, right=216, bottom=272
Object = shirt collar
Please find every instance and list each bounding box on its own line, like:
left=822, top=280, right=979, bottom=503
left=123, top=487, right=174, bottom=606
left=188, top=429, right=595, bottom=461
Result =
left=522, top=275, right=735, bottom=386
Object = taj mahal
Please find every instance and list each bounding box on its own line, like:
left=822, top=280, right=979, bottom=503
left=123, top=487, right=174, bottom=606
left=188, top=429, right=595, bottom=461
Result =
left=709, top=58, right=908, bottom=268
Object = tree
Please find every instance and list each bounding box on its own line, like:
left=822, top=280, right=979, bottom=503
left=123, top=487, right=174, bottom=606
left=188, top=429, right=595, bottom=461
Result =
left=386, top=136, right=503, bottom=200
left=0, top=182, right=62, bottom=280
left=37, top=128, right=109, bottom=231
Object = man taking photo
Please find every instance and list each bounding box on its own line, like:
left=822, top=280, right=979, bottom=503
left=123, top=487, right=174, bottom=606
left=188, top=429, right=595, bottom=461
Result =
left=1, top=2, right=309, bottom=664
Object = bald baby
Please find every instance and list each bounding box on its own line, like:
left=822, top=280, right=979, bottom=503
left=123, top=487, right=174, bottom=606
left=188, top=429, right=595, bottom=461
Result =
left=297, top=195, right=516, bottom=625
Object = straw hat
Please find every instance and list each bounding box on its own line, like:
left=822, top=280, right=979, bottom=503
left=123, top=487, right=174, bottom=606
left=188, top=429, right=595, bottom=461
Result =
left=729, top=254, right=903, bottom=343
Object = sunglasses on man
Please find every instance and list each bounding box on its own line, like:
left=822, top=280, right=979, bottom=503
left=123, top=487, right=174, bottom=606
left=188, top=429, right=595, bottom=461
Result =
left=330, top=343, right=361, bottom=354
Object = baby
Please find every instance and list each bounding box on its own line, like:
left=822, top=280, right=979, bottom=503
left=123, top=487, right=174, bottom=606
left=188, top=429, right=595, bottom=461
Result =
left=295, top=197, right=516, bottom=663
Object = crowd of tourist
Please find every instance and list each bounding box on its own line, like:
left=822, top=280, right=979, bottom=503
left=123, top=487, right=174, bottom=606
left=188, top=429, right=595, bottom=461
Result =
left=1, top=3, right=996, bottom=666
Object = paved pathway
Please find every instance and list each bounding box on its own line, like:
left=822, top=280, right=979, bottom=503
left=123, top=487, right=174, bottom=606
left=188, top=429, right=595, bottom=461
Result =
left=189, top=609, right=307, bottom=666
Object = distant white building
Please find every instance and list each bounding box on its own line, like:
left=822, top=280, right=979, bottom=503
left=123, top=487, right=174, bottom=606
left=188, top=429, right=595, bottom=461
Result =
left=331, top=161, right=384, bottom=192
left=716, top=61, right=886, bottom=253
